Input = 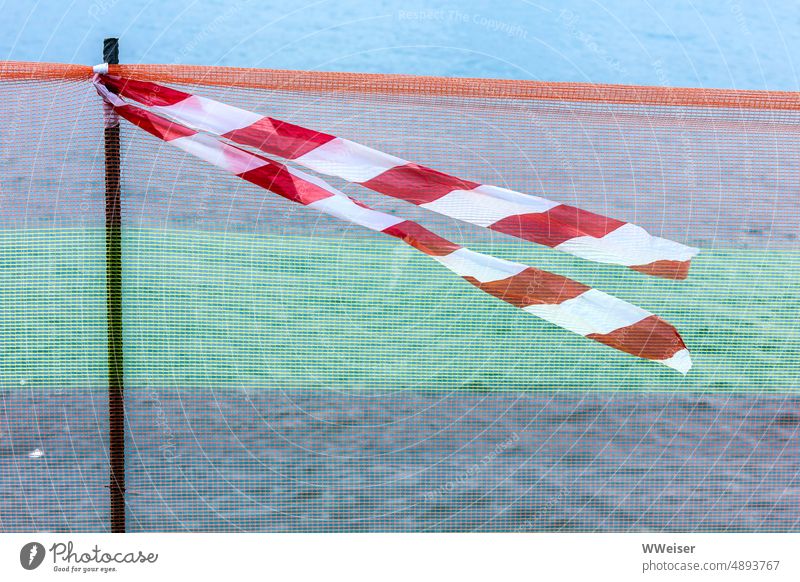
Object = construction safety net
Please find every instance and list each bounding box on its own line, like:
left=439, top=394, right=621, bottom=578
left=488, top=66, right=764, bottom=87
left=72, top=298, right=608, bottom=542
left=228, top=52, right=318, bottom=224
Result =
left=0, top=61, right=798, bottom=532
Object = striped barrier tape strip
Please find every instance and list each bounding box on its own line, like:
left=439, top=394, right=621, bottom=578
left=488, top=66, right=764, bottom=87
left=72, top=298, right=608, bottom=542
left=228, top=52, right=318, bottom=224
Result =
left=95, top=75, right=699, bottom=280
left=93, top=77, right=691, bottom=373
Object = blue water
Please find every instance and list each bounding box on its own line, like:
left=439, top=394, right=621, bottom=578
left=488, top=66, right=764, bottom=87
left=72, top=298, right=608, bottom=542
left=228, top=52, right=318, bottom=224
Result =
left=2, top=0, right=799, bottom=532
left=2, top=0, right=800, bottom=90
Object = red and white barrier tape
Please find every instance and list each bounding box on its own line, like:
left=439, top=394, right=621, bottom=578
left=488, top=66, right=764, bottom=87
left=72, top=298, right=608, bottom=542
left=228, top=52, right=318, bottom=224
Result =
left=95, top=74, right=699, bottom=280
left=93, top=77, right=692, bottom=373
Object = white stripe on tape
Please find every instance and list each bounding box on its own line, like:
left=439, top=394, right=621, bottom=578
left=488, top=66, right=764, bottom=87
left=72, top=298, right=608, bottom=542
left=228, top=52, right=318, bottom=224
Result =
left=157, top=96, right=263, bottom=136
left=294, top=138, right=406, bottom=183
left=421, top=186, right=558, bottom=227
left=470, top=185, right=561, bottom=213
left=555, top=223, right=699, bottom=266
left=171, top=134, right=269, bottom=175
left=659, top=348, right=692, bottom=374
left=433, top=248, right=527, bottom=283
left=307, top=194, right=405, bottom=232
left=523, top=288, right=651, bottom=336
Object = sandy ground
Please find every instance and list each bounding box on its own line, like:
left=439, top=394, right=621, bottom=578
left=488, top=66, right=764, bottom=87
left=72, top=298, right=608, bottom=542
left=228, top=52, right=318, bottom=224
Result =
left=1, top=387, right=798, bottom=532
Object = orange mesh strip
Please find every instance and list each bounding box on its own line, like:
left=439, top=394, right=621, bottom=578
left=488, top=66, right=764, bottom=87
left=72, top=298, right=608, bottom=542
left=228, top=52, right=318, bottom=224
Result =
left=0, top=61, right=92, bottom=81
left=2, top=61, right=799, bottom=111
left=111, top=64, right=800, bottom=110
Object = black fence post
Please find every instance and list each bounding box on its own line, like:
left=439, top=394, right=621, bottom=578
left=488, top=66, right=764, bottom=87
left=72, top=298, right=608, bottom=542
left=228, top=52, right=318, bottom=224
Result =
left=103, top=37, right=126, bottom=533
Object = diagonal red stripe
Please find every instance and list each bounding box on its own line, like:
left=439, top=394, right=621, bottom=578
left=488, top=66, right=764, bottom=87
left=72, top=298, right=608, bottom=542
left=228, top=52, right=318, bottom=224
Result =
left=238, top=164, right=334, bottom=206
left=464, top=267, right=589, bottom=308
left=490, top=212, right=581, bottom=247
left=587, top=315, right=686, bottom=361
left=382, top=220, right=462, bottom=256
left=116, top=104, right=196, bottom=142
left=630, top=260, right=691, bottom=280
left=362, top=163, right=481, bottom=205
left=546, top=205, right=626, bottom=239
left=491, top=205, right=626, bottom=247
left=102, top=76, right=191, bottom=107
left=223, top=118, right=335, bottom=160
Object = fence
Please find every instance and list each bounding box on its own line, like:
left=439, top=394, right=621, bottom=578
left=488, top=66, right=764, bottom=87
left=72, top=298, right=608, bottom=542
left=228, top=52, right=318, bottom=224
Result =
left=0, top=50, right=798, bottom=532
